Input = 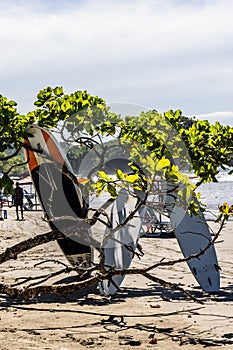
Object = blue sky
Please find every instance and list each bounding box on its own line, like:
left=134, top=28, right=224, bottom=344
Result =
left=0, top=0, right=233, bottom=124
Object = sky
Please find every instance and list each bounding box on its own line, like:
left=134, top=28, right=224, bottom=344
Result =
left=0, top=0, right=233, bottom=125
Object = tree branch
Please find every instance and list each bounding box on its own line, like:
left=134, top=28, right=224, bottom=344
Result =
left=0, top=230, right=63, bottom=265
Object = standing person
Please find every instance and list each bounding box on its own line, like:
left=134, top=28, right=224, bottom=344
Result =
left=14, top=182, right=24, bottom=221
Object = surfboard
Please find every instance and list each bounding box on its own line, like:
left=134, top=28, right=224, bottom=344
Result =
left=99, top=189, right=144, bottom=295
left=164, top=181, right=220, bottom=292
left=24, top=125, right=93, bottom=269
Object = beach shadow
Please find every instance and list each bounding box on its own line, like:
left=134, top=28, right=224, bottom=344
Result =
left=0, top=287, right=203, bottom=307
left=209, top=286, right=233, bottom=302
left=112, top=284, right=233, bottom=304
left=140, top=232, right=175, bottom=239
left=0, top=279, right=232, bottom=307
left=0, top=284, right=173, bottom=308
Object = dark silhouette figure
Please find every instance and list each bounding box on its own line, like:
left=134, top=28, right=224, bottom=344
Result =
left=14, top=182, right=24, bottom=220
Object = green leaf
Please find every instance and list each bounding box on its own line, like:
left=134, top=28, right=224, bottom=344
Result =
left=98, top=171, right=110, bottom=181
left=146, top=155, right=155, bottom=171
left=125, top=174, right=139, bottom=183
left=95, top=179, right=106, bottom=195
left=116, top=169, right=125, bottom=180
left=54, top=86, right=64, bottom=96
left=61, top=100, right=71, bottom=112
left=155, top=157, right=170, bottom=171
left=107, top=184, right=117, bottom=198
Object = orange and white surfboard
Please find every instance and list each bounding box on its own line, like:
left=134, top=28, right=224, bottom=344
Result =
left=24, top=125, right=92, bottom=269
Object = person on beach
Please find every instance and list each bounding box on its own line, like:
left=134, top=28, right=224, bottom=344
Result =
left=13, top=182, right=24, bottom=220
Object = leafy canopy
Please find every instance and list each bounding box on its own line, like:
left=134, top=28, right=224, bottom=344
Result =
left=0, top=86, right=232, bottom=221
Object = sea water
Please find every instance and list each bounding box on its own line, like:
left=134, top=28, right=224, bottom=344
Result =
left=198, top=171, right=233, bottom=221
left=82, top=170, right=233, bottom=222
left=90, top=170, right=233, bottom=222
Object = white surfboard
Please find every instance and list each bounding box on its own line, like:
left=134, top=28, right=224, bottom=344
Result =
left=164, top=181, right=220, bottom=292
left=25, top=125, right=93, bottom=269
left=99, top=189, right=144, bottom=295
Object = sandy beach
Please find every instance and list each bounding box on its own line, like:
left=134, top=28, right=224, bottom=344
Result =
left=0, top=207, right=232, bottom=350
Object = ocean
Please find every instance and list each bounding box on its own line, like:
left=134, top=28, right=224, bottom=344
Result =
left=199, top=171, right=233, bottom=221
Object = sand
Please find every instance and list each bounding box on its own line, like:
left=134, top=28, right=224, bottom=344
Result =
left=0, top=207, right=232, bottom=349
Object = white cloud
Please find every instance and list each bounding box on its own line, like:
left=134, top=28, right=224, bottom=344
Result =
left=197, top=111, right=233, bottom=126
left=0, top=0, right=232, bottom=121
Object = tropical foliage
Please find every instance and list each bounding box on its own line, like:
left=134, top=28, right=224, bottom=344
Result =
left=0, top=86, right=232, bottom=220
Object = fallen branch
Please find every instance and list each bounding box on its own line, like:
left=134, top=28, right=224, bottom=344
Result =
left=0, top=213, right=225, bottom=304
left=0, top=230, right=63, bottom=265
left=0, top=266, right=202, bottom=303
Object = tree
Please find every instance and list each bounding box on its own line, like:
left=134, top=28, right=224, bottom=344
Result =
left=1, top=87, right=232, bottom=196
left=0, top=86, right=232, bottom=302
